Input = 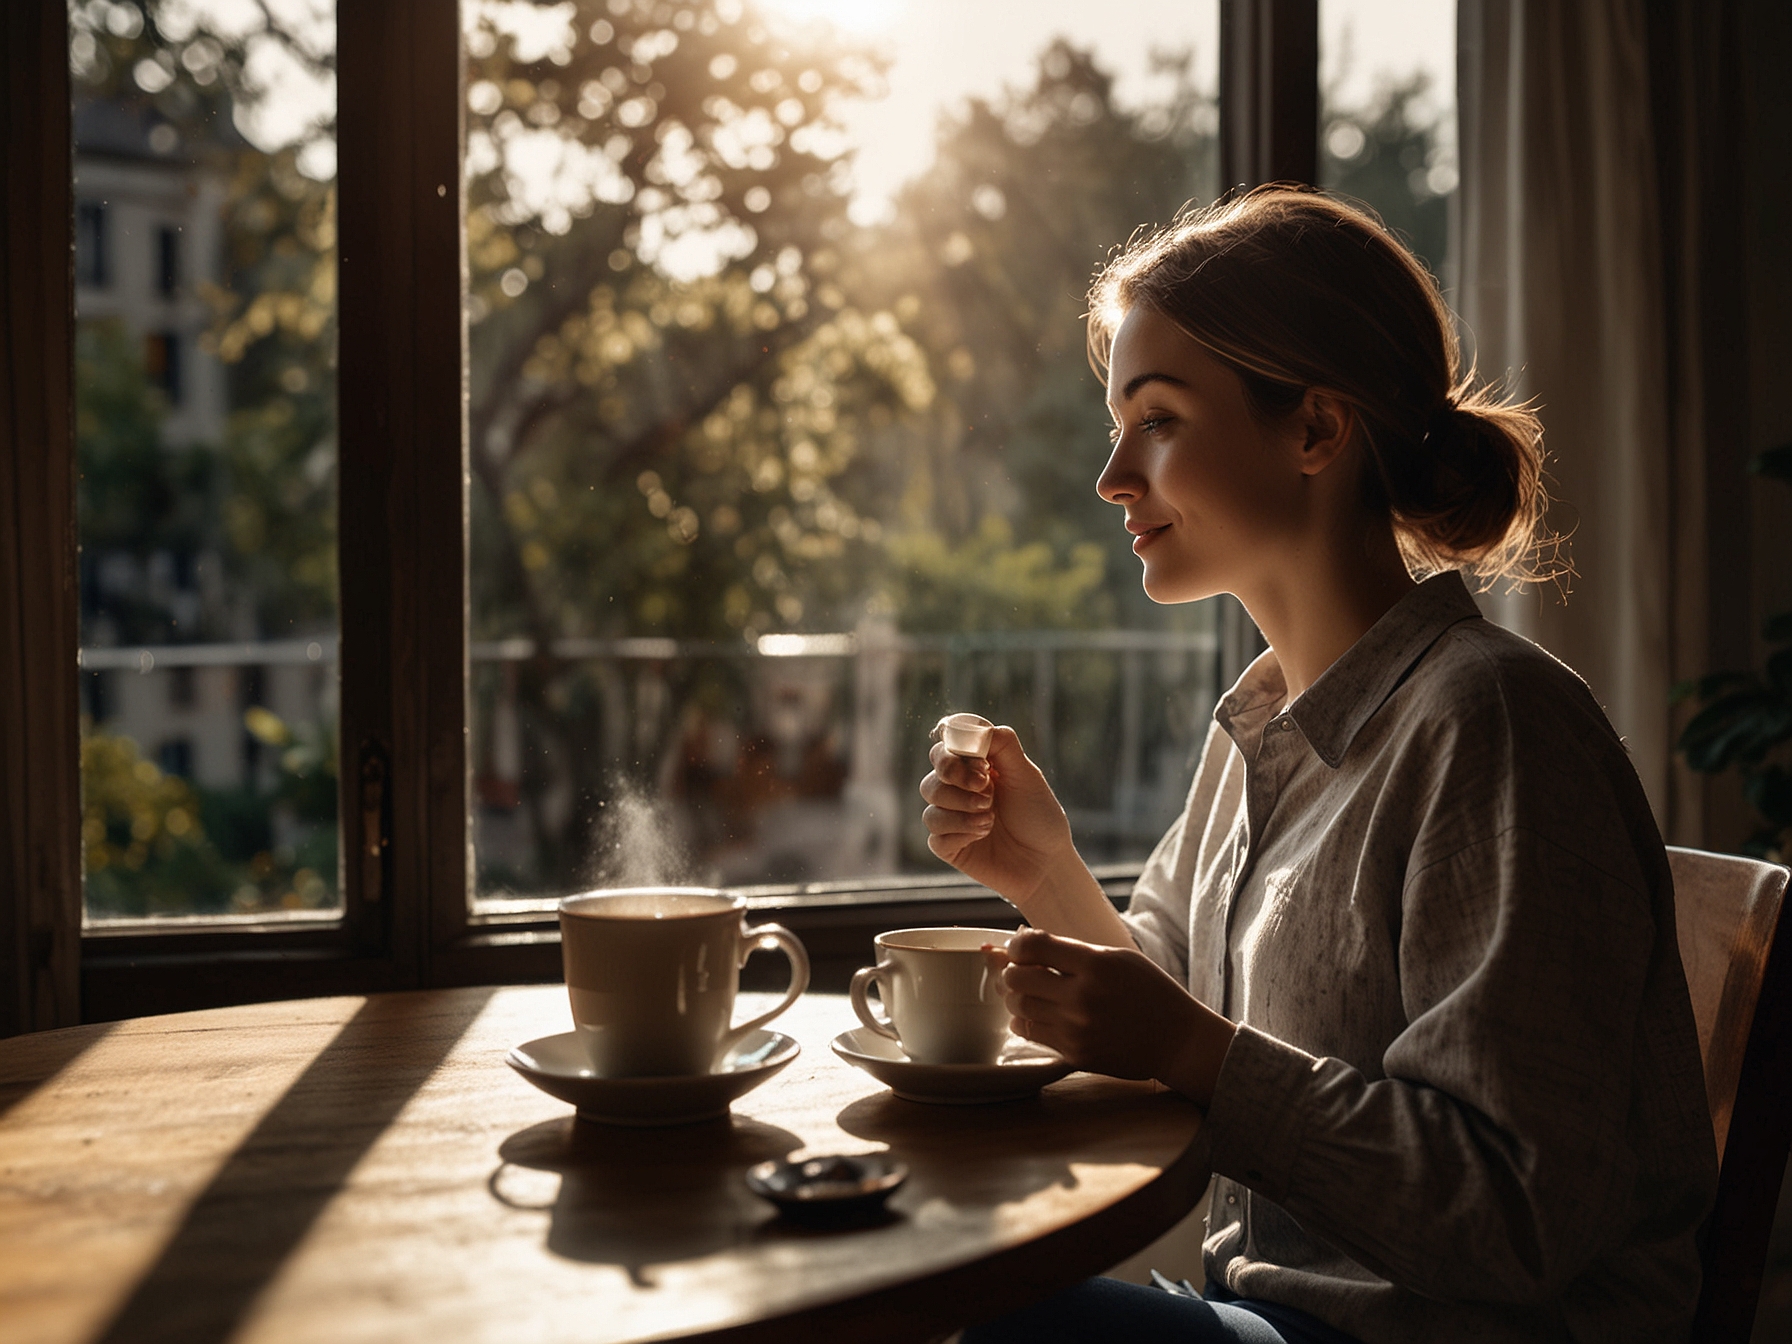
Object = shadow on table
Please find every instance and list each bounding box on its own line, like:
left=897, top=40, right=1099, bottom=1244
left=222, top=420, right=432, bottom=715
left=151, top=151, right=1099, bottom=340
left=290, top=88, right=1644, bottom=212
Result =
left=494, top=1112, right=807, bottom=1285
left=93, top=989, right=496, bottom=1344
left=830, top=1073, right=1193, bottom=1211
left=0, top=1022, right=114, bottom=1122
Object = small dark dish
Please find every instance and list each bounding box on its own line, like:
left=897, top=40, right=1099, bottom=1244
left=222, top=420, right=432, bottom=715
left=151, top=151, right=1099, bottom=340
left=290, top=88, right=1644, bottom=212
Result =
left=745, top=1153, right=908, bottom=1224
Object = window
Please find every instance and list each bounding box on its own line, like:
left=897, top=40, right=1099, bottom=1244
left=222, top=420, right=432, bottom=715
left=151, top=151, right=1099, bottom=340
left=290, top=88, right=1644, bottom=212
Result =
left=465, top=0, right=1225, bottom=915
left=71, top=0, right=341, bottom=925
left=2, top=0, right=1328, bottom=1028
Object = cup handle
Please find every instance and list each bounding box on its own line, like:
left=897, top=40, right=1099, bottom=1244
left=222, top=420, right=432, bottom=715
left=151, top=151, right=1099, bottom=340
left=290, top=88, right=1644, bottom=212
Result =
left=849, top=963, right=901, bottom=1042
left=723, top=923, right=811, bottom=1047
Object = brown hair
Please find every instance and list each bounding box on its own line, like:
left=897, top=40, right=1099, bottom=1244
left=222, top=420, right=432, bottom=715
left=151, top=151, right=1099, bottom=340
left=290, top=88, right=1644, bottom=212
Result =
left=1088, top=186, right=1560, bottom=586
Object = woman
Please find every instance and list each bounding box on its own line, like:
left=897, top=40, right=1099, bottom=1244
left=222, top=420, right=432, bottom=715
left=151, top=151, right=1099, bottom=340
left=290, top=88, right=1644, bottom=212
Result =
left=919, top=188, right=1716, bottom=1344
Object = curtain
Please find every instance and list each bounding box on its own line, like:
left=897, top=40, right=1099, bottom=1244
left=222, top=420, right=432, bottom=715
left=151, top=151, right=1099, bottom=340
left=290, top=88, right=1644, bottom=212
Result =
left=1455, top=0, right=1748, bottom=844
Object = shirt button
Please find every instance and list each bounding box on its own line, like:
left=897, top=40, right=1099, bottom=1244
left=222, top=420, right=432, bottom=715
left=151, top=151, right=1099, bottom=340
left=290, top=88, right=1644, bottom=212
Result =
left=1226, top=1193, right=1238, bottom=1206
left=1280, top=718, right=1294, bottom=732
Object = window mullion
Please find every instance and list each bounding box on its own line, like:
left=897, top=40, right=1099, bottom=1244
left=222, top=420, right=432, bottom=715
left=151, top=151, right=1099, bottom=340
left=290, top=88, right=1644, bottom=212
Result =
left=337, top=0, right=471, bottom=981
left=1220, top=0, right=1320, bottom=190
left=0, top=0, right=81, bottom=1036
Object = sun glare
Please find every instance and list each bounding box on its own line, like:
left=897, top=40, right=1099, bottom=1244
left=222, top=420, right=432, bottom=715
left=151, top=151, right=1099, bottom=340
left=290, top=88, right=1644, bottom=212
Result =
left=756, top=0, right=904, bottom=35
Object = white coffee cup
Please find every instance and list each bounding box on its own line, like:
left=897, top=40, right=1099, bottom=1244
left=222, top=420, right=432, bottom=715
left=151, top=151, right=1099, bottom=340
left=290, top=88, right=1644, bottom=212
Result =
left=934, top=713, right=994, bottom=758
left=559, top=888, right=809, bottom=1078
left=849, top=927, right=1014, bottom=1064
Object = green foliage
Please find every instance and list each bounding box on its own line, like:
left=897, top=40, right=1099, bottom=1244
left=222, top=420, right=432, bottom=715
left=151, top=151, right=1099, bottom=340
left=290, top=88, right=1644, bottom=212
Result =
left=80, top=718, right=340, bottom=917
left=857, top=40, right=1216, bottom=629
left=75, top=320, right=225, bottom=641
left=81, top=723, right=234, bottom=915
left=244, top=705, right=339, bottom=825
left=210, top=148, right=338, bottom=632
left=72, top=0, right=339, bottom=638
left=1676, top=442, right=1792, bottom=861
left=1321, top=74, right=1451, bottom=283
left=885, top=515, right=1108, bottom=635
left=464, top=0, right=903, bottom=647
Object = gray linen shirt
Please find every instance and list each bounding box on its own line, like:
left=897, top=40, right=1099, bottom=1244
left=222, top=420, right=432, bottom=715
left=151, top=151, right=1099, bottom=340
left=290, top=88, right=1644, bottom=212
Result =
left=1123, top=572, right=1716, bottom=1344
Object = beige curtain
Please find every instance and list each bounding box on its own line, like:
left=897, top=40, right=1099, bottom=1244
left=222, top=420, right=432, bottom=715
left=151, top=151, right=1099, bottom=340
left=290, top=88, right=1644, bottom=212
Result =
left=1456, top=0, right=1702, bottom=838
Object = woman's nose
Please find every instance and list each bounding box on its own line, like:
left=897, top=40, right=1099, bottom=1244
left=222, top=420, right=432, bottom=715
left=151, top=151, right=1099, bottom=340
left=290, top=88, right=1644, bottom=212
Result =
left=1096, top=443, right=1141, bottom=505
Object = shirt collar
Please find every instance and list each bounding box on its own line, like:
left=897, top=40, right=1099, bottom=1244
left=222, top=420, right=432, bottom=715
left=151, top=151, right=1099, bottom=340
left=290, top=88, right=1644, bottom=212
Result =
left=1214, top=572, right=1485, bottom=769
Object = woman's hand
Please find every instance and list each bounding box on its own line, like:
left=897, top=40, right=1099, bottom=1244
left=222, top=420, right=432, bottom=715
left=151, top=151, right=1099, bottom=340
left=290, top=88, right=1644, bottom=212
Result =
left=995, top=928, right=1237, bottom=1107
left=918, top=726, right=1078, bottom=909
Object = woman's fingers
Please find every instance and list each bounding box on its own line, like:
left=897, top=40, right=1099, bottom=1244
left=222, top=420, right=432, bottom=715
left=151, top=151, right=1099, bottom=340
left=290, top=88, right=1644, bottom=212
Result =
left=1001, top=960, right=1071, bottom=1000
left=921, top=803, right=993, bottom=839
left=928, top=741, right=991, bottom=787
left=918, top=771, right=993, bottom=814
left=1005, top=926, right=1092, bottom=970
left=919, top=746, right=993, bottom=818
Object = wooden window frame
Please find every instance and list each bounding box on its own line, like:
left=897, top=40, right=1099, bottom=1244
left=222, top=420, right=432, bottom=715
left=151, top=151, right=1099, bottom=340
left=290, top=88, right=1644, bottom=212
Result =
left=0, top=0, right=1317, bottom=1031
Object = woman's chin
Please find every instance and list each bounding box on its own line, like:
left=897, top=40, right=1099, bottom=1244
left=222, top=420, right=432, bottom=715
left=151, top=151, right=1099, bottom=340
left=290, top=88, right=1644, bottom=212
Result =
left=1141, top=570, right=1218, bottom=606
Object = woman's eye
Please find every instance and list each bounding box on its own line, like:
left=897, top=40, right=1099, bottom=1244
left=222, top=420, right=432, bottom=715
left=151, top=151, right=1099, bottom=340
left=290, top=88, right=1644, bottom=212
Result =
left=1110, top=415, right=1173, bottom=444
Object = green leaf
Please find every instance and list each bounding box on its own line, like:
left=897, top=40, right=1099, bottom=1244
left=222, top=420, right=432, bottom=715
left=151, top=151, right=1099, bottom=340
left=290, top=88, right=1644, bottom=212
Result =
left=1770, top=646, right=1792, bottom=699
left=1744, top=765, right=1792, bottom=828
left=1693, top=670, right=1756, bottom=701
left=1750, top=442, right=1792, bottom=482
left=1678, top=690, right=1791, bottom=771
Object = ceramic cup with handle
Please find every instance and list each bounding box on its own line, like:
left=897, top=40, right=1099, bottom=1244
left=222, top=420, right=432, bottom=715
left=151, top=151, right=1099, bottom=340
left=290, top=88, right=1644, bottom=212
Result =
left=849, top=927, right=1015, bottom=1064
left=559, top=888, right=810, bottom=1077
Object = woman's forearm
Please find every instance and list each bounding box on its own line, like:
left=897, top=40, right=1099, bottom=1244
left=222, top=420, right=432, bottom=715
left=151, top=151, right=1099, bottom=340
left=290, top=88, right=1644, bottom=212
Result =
left=1016, top=856, right=1138, bottom=950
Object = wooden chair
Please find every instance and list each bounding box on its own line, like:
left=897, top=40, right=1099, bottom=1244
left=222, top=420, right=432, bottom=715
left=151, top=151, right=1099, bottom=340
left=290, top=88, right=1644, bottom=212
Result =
left=1669, top=845, right=1792, bottom=1343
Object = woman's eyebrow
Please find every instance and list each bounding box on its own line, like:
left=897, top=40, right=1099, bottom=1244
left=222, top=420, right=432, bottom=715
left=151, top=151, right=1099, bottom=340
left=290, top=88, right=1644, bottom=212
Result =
left=1116, top=371, right=1191, bottom=403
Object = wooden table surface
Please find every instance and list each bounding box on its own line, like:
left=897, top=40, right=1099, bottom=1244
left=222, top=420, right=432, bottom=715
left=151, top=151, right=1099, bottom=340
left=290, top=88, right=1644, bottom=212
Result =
left=0, top=986, right=1209, bottom=1344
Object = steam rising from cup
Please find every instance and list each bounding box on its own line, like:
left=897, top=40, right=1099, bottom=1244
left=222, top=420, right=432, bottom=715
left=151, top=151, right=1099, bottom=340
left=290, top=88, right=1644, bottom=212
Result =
left=587, top=783, right=698, bottom=888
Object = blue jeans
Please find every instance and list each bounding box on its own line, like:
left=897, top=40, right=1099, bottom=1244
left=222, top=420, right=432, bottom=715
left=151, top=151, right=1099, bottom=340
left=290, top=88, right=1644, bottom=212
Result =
left=961, top=1276, right=1363, bottom=1344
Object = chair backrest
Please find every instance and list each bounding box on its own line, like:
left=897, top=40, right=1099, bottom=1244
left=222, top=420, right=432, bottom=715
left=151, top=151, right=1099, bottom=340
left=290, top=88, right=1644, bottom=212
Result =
left=1668, top=845, right=1792, bottom=1344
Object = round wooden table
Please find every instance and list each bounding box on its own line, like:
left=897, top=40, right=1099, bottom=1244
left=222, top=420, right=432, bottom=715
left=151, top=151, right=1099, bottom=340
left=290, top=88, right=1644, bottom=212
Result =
left=0, top=986, right=1209, bottom=1343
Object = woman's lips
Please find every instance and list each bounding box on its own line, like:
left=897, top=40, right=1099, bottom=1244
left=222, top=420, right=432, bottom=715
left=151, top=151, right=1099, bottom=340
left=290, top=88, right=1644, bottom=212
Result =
left=1131, top=524, right=1168, bottom=554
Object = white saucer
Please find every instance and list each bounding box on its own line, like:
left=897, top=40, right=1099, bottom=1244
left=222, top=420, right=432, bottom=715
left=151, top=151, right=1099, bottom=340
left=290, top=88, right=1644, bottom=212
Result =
left=506, top=1029, right=799, bottom=1126
left=830, top=1028, right=1075, bottom=1105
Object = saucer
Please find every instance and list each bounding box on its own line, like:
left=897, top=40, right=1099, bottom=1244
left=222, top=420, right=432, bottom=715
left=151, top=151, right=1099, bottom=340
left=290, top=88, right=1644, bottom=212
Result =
left=506, top=1029, right=799, bottom=1126
left=830, top=1028, right=1074, bottom=1105
left=745, top=1153, right=908, bottom=1223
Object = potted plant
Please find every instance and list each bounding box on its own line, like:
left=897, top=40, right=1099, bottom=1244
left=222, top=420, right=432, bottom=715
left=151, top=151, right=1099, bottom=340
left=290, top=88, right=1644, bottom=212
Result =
left=1675, top=443, right=1792, bottom=863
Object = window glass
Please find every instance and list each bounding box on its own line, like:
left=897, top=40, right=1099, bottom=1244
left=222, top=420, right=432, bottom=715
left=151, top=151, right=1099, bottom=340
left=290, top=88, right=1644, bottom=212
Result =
left=466, top=0, right=1222, bottom=908
left=1318, top=0, right=1456, bottom=291
left=71, top=0, right=340, bottom=921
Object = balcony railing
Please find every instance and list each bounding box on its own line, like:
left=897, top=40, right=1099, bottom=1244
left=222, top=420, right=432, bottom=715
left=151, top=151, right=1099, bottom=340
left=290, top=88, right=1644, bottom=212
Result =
left=80, top=624, right=1223, bottom=911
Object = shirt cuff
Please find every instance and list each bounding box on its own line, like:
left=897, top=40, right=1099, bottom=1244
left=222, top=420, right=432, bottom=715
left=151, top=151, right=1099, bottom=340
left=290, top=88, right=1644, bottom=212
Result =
left=1203, top=1023, right=1319, bottom=1204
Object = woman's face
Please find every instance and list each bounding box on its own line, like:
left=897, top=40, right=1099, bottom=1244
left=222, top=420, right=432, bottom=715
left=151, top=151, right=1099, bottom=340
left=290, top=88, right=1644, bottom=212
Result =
left=1097, top=305, right=1309, bottom=605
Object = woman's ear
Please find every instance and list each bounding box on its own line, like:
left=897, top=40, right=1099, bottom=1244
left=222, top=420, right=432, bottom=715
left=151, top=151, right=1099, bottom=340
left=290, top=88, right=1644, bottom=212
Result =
left=1295, top=389, right=1355, bottom=477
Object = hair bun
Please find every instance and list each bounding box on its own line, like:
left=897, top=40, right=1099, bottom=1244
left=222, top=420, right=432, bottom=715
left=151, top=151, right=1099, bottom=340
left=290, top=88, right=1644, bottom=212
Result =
left=1422, top=401, right=1459, bottom=448
left=1383, top=387, right=1553, bottom=581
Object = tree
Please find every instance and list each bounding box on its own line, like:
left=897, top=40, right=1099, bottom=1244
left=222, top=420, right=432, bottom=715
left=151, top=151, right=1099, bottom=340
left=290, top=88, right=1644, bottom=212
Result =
left=846, top=39, right=1219, bottom=634
left=72, top=0, right=339, bottom=638
left=461, top=1, right=929, bottom=646
left=1320, top=72, right=1453, bottom=283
